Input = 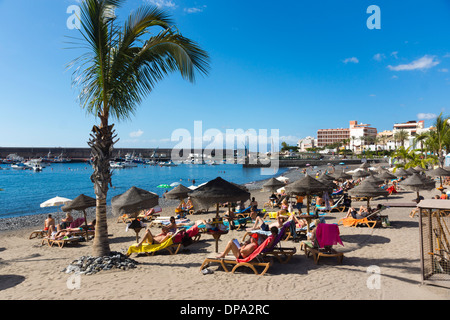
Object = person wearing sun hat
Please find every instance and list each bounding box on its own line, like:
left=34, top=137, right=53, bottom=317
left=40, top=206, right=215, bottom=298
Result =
left=216, top=233, right=259, bottom=259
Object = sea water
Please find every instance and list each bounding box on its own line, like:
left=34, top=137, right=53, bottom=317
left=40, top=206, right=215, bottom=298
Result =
left=0, top=162, right=286, bottom=219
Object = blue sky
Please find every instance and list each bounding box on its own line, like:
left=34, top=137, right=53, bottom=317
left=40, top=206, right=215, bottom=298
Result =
left=0, top=0, right=449, bottom=149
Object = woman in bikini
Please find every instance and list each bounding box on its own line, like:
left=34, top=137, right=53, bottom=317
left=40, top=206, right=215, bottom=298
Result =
left=136, top=216, right=177, bottom=246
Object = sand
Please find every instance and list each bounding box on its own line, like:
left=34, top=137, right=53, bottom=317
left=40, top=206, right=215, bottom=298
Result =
left=1, top=167, right=449, bottom=301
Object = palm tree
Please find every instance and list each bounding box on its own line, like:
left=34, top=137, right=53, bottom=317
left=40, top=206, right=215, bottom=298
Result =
left=69, top=0, right=209, bottom=256
left=428, top=112, right=450, bottom=167
left=393, top=129, right=409, bottom=148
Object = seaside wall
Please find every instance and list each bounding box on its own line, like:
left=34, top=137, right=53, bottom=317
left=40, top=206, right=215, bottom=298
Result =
left=0, top=147, right=173, bottom=161
left=243, top=159, right=383, bottom=168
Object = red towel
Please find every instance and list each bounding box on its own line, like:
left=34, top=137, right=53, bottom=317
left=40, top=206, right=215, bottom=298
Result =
left=236, top=237, right=272, bottom=263
left=315, top=223, right=343, bottom=248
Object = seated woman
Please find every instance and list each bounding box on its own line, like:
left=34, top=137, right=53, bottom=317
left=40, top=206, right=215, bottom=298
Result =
left=57, top=212, right=74, bottom=231
left=185, top=197, right=194, bottom=211
left=216, top=233, right=259, bottom=259
left=276, top=199, right=289, bottom=218
left=137, top=216, right=177, bottom=246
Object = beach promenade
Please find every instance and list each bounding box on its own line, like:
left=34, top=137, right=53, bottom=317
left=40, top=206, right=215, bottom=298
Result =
left=0, top=166, right=449, bottom=301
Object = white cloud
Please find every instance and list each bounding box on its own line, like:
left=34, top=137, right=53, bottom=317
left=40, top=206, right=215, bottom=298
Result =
left=438, top=68, right=449, bottom=73
left=343, top=57, right=359, bottom=64
left=146, top=0, right=177, bottom=9
left=391, top=51, right=399, bottom=59
left=184, top=5, right=206, bottom=14
left=129, top=129, right=144, bottom=138
left=391, top=75, right=399, bottom=79
left=369, top=94, right=376, bottom=97
left=417, top=113, right=437, bottom=120
left=387, top=55, right=440, bottom=71
left=373, top=53, right=385, bottom=61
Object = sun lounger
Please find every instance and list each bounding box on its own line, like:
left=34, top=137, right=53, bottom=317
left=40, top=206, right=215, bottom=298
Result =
left=315, top=196, right=345, bottom=213
left=199, top=237, right=274, bottom=275
left=126, top=226, right=200, bottom=257
left=29, top=229, right=47, bottom=239
left=300, top=223, right=344, bottom=264
left=338, top=207, right=388, bottom=229
left=41, top=236, right=84, bottom=248
left=260, top=221, right=297, bottom=263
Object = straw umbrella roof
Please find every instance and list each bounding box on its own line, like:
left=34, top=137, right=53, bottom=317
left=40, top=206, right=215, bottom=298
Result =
left=262, top=177, right=285, bottom=192
left=285, top=174, right=332, bottom=196
left=348, top=180, right=389, bottom=198
left=348, top=180, right=388, bottom=207
left=377, top=171, right=397, bottom=180
left=62, top=194, right=96, bottom=212
left=332, top=170, right=352, bottom=181
left=400, top=173, right=436, bottom=193
left=364, top=173, right=384, bottom=185
left=318, top=172, right=335, bottom=181
left=393, top=167, right=411, bottom=177
left=351, top=169, right=370, bottom=179
left=426, top=167, right=450, bottom=177
left=187, top=177, right=250, bottom=211
left=317, top=176, right=338, bottom=189
left=164, top=184, right=191, bottom=200
left=111, top=186, right=159, bottom=216
left=359, top=162, right=370, bottom=169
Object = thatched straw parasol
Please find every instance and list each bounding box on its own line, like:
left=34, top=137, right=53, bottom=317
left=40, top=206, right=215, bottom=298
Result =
left=400, top=173, right=436, bottom=200
left=425, top=167, right=450, bottom=190
left=348, top=180, right=388, bottom=208
left=164, top=184, right=191, bottom=200
left=406, top=167, right=418, bottom=175
left=393, top=167, right=411, bottom=178
left=188, top=177, right=250, bottom=215
left=188, top=177, right=250, bottom=252
left=285, top=175, right=332, bottom=216
left=62, top=194, right=96, bottom=241
left=111, top=186, right=159, bottom=217
left=262, top=177, right=285, bottom=193
left=359, top=162, right=370, bottom=169
left=377, top=171, right=397, bottom=180
left=332, top=170, right=352, bottom=181
left=351, top=169, right=370, bottom=179
left=364, top=173, right=384, bottom=185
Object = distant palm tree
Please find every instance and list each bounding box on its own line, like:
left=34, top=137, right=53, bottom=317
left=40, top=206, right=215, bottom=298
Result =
left=394, top=129, right=409, bottom=148
left=69, top=0, right=209, bottom=256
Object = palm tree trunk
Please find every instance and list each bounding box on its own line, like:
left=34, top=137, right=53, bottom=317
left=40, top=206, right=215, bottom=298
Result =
left=88, top=122, right=117, bottom=256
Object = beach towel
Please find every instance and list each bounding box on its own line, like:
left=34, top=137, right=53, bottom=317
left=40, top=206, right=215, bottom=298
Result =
left=126, top=237, right=174, bottom=255
left=236, top=237, right=272, bottom=263
left=315, top=223, right=343, bottom=248
left=69, top=218, right=85, bottom=228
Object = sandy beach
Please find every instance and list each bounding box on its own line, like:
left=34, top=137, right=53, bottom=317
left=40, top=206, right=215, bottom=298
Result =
left=1, top=166, right=449, bottom=301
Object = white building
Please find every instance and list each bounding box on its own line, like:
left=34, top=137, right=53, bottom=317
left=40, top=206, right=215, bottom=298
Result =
left=297, top=136, right=317, bottom=151
left=348, top=121, right=378, bottom=153
left=392, top=120, right=432, bottom=149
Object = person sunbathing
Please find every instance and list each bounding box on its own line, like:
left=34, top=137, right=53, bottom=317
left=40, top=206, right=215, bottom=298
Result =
left=50, top=220, right=96, bottom=240
left=137, top=216, right=177, bottom=246
left=345, top=206, right=370, bottom=219
left=216, top=233, right=259, bottom=259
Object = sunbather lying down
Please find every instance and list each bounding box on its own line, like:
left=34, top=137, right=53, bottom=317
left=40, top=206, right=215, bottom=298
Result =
left=48, top=220, right=96, bottom=240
